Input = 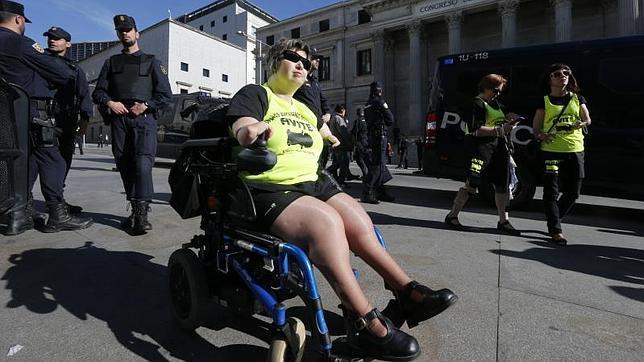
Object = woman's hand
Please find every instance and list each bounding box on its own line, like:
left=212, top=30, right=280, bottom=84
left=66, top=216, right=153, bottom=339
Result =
left=573, top=121, right=589, bottom=130
left=536, top=131, right=555, bottom=143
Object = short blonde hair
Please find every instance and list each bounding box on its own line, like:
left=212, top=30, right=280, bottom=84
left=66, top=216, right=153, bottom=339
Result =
left=478, top=74, right=508, bottom=93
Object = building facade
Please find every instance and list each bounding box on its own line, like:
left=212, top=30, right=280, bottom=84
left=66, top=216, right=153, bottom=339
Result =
left=257, top=0, right=643, bottom=147
left=69, top=41, right=119, bottom=62
left=178, top=0, right=277, bottom=84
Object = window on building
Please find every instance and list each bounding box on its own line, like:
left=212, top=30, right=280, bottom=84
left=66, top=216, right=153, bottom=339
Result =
left=319, top=19, right=330, bottom=32
left=319, top=56, right=331, bottom=81
left=203, top=68, right=210, bottom=77
left=358, top=10, right=371, bottom=25
left=266, top=35, right=275, bottom=46
left=291, top=27, right=300, bottom=39
left=210, top=20, right=215, bottom=27
left=180, top=89, right=188, bottom=94
left=251, top=26, right=257, bottom=35
left=223, top=15, right=227, bottom=23
left=180, top=62, right=189, bottom=72
left=222, top=74, right=229, bottom=82
left=357, top=49, right=372, bottom=76
left=199, top=25, right=204, bottom=31
left=222, top=33, right=227, bottom=40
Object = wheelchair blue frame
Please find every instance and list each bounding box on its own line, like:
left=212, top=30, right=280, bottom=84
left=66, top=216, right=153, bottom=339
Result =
left=212, top=224, right=388, bottom=357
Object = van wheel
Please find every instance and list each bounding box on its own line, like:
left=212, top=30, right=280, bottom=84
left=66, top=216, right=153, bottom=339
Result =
left=509, top=168, right=536, bottom=209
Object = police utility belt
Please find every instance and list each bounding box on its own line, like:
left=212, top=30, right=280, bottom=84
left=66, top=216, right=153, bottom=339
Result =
left=31, top=99, right=59, bottom=148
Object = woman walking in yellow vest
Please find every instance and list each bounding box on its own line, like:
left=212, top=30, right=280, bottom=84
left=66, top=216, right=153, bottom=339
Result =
left=445, top=74, right=522, bottom=235
left=532, top=64, right=591, bottom=245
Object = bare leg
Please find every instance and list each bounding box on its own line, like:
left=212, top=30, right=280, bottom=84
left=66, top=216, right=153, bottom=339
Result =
left=326, top=193, right=412, bottom=291
left=495, top=192, right=509, bottom=223
left=270, top=195, right=387, bottom=336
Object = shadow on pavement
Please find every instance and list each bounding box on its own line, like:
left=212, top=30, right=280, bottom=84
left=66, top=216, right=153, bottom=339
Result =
left=70, top=166, right=116, bottom=172
left=0, top=242, right=270, bottom=361
left=491, top=243, right=644, bottom=302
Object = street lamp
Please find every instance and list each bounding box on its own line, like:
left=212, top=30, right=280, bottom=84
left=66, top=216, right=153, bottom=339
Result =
left=237, top=30, right=269, bottom=84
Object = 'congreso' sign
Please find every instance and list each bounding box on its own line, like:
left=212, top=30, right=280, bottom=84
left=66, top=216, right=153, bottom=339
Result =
left=414, top=0, right=494, bottom=18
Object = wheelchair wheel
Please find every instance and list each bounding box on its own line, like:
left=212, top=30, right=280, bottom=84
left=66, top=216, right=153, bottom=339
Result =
left=267, top=317, right=306, bottom=362
left=168, top=249, right=209, bottom=331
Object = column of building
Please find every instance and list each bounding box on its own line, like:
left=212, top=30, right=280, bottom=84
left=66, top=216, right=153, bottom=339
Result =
left=551, top=0, right=572, bottom=42
left=408, top=21, right=423, bottom=138
left=372, top=30, right=386, bottom=85
left=617, top=0, right=640, bottom=35
left=445, top=11, right=462, bottom=54
left=498, top=0, right=520, bottom=48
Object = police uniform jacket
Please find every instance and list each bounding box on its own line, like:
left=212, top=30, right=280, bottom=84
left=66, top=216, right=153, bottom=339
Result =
left=294, top=74, right=330, bottom=120
left=92, top=50, right=171, bottom=115
left=364, top=96, right=394, bottom=150
left=46, top=50, right=93, bottom=122
left=0, top=27, right=74, bottom=99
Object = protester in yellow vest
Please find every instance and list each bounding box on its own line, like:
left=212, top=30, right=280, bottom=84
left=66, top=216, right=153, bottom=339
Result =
left=532, top=64, right=591, bottom=246
left=227, top=38, right=457, bottom=360
left=445, top=74, right=523, bottom=235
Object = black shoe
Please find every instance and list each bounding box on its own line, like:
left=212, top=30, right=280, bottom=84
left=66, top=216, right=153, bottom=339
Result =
left=497, top=221, right=521, bottom=236
left=66, top=202, right=83, bottom=214
left=377, top=187, right=395, bottom=202
left=1, top=205, right=34, bottom=236
left=549, top=233, right=568, bottom=246
left=42, top=203, right=93, bottom=233
left=360, top=188, right=380, bottom=204
left=344, top=308, right=421, bottom=361
left=132, top=200, right=152, bottom=234
left=381, top=281, right=458, bottom=329
left=444, top=215, right=463, bottom=230
left=346, top=174, right=360, bottom=181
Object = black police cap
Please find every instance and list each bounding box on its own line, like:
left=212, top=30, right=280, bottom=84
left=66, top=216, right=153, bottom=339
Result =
left=0, top=0, right=31, bottom=23
left=43, top=26, right=71, bottom=41
left=113, top=14, right=136, bottom=30
left=310, top=47, right=323, bottom=60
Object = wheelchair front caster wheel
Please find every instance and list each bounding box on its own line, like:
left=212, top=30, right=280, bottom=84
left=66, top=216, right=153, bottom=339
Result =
left=168, top=248, right=209, bottom=331
left=267, top=317, right=306, bottom=362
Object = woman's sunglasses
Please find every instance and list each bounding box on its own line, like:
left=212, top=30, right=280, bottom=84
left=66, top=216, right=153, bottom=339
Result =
left=550, top=70, right=571, bottom=79
left=491, top=87, right=503, bottom=94
left=280, top=50, right=312, bottom=71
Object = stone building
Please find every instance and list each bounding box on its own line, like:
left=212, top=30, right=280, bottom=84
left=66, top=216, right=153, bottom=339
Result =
left=257, top=0, right=643, bottom=143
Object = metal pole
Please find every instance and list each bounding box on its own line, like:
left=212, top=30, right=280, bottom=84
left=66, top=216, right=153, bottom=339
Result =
left=258, top=41, right=262, bottom=84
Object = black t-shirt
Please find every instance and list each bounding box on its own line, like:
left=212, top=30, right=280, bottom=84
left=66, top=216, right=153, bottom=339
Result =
left=227, top=84, right=323, bottom=129
left=536, top=93, right=587, bottom=109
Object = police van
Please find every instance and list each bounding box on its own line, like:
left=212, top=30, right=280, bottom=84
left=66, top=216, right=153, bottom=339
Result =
left=423, top=35, right=644, bottom=206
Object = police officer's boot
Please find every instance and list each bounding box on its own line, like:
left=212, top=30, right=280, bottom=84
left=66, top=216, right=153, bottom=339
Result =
left=360, top=186, right=380, bottom=204
left=132, top=200, right=152, bottom=234
left=27, top=193, right=48, bottom=227
left=42, top=203, right=93, bottom=233
left=120, top=201, right=136, bottom=230
left=377, top=186, right=395, bottom=202
left=2, top=203, right=34, bottom=236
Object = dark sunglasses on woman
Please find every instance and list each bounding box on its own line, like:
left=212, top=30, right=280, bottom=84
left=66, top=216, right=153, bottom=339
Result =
left=281, top=50, right=312, bottom=71
left=491, top=87, right=502, bottom=94
left=550, top=70, right=571, bottom=79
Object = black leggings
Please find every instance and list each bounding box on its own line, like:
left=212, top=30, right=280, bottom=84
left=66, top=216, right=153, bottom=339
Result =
left=542, top=151, right=584, bottom=234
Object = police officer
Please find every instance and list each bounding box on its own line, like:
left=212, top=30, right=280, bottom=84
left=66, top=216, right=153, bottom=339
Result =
left=43, top=26, right=93, bottom=214
left=92, top=14, right=171, bottom=234
left=361, top=81, right=395, bottom=204
left=0, top=0, right=93, bottom=235
left=352, top=107, right=369, bottom=179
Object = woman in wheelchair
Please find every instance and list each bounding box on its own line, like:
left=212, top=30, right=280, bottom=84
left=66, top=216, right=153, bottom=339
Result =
left=227, top=38, right=458, bottom=360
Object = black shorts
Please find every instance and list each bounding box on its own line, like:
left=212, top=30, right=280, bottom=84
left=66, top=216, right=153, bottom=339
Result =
left=248, top=172, right=343, bottom=232
left=466, top=139, right=510, bottom=191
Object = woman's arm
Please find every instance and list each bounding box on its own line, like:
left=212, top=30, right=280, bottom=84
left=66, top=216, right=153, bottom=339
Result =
left=576, top=104, right=591, bottom=129
left=232, top=117, right=272, bottom=146
left=532, top=108, right=553, bottom=142
left=319, top=123, right=341, bottom=148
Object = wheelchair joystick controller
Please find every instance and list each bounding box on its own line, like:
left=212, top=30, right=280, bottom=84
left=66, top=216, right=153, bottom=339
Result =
left=236, top=132, right=277, bottom=175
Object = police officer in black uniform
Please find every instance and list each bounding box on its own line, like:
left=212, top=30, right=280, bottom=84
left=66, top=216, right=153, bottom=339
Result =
left=92, top=14, right=171, bottom=234
left=361, top=81, right=395, bottom=204
left=0, top=0, right=93, bottom=235
left=43, top=26, right=93, bottom=214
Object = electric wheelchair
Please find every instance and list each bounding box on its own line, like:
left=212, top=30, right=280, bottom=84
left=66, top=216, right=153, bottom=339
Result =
left=167, top=100, right=404, bottom=362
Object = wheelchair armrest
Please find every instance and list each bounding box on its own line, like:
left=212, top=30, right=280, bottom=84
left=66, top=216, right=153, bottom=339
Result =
left=182, top=137, right=229, bottom=150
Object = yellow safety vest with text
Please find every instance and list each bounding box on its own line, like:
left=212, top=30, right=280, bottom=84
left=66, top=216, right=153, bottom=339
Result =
left=541, top=94, right=584, bottom=153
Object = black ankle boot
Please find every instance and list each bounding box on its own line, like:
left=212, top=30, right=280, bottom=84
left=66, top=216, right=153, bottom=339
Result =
left=65, top=202, right=83, bottom=214
left=42, top=203, right=93, bottom=233
left=2, top=204, right=34, bottom=236
left=342, top=307, right=420, bottom=361
left=132, top=200, right=152, bottom=234
left=377, top=186, right=395, bottom=202
left=121, top=201, right=136, bottom=230
left=360, top=187, right=380, bottom=204
left=382, top=281, right=458, bottom=328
